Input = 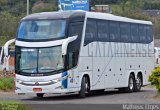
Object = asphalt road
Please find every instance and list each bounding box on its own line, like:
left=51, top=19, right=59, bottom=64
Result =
left=0, top=87, right=159, bottom=110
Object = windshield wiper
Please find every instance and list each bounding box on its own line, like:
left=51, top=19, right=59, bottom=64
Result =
left=40, top=68, right=57, bottom=71
left=16, top=68, right=36, bottom=74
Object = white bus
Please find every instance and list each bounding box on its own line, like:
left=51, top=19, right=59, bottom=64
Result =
left=15, top=11, right=154, bottom=98
left=154, top=47, right=160, bottom=67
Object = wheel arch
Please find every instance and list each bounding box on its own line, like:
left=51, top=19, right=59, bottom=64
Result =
left=130, top=72, right=136, bottom=80
left=79, top=72, right=91, bottom=90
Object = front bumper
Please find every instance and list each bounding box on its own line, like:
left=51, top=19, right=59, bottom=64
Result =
left=15, top=82, right=74, bottom=94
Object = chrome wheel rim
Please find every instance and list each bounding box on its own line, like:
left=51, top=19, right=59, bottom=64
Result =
left=85, top=78, right=89, bottom=92
left=137, top=77, right=142, bottom=89
left=129, top=78, right=134, bottom=90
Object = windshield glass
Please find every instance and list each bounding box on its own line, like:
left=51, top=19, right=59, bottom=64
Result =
left=17, top=20, right=66, bottom=40
left=16, top=46, right=64, bottom=74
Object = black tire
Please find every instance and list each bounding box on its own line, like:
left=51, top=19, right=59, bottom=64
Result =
left=92, top=89, right=105, bottom=94
left=125, top=74, right=135, bottom=93
left=118, top=88, right=126, bottom=93
left=36, top=93, right=44, bottom=98
left=79, top=76, right=89, bottom=98
left=134, top=74, right=142, bottom=92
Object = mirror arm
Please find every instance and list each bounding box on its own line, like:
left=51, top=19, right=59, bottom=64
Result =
left=62, top=35, right=78, bottom=55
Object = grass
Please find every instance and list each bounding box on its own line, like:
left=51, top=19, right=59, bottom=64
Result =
left=145, top=84, right=156, bottom=88
left=0, top=101, right=33, bottom=110
left=0, top=77, right=14, bottom=91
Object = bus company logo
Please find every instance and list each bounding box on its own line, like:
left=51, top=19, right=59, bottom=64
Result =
left=35, top=82, right=39, bottom=85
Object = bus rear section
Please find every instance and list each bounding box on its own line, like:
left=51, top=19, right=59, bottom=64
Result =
left=77, top=11, right=154, bottom=96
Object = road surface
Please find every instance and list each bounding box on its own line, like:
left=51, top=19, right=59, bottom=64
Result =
left=0, top=87, right=159, bottom=110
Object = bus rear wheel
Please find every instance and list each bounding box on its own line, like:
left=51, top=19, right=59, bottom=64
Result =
left=134, top=74, right=142, bottom=92
left=36, top=93, right=44, bottom=98
left=125, top=74, right=135, bottom=93
left=79, top=76, right=89, bottom=98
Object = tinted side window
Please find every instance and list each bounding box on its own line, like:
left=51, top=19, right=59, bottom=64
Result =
left=66, top=22, right=84, bottom=69
left=139, top=25, right=146, bottom=42
left=97, top=20, right=109, bottom=41
left=131, top=24, right=139, bottom=43
left=84, top=19, right=97, bottom=46
left=109, top=21, right=120, bottom=42
left=120, top=23, right=130, bottom=42
left=68, top=22, right=83, bottom=52
left=145, top=25, right=153, bottom=43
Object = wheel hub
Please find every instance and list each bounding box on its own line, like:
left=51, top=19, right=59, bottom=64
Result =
left=136, top=77, right=142, bottom=89
left=129, top=78, right=134, bottom=90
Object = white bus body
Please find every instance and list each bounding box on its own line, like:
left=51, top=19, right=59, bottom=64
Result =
left=15, top=11, right=154, bottom=98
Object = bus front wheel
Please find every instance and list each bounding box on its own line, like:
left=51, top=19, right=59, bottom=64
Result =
left=79, top=76, right=89, bottom=98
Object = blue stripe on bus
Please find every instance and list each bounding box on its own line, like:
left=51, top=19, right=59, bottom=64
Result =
left=62, top=72, right=68, bottom=89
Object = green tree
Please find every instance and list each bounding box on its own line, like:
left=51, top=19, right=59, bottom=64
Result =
left=112, top=0, right=150, bottom=21
left=32, top=1, right=57, bottom=13
left=0, top=11, right=21, bottom=41
left=0, top=0, right=7, bottom=5
left=149, top=67, right=160, bottom=96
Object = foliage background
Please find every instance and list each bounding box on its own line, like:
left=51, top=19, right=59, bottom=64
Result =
left=1, top=0, right=160, bottom=46
left=149, top=67, right=160, bottom=96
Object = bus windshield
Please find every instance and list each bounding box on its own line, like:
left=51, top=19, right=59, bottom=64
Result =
left=17, top=20, right=66, bottom=40
left=16, top=46, right=64, bottom=74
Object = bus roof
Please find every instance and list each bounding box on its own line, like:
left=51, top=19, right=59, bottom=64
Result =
left=22, top=10, right=152, bottom=25
left=85, top=11, right=152, bottom=25
left=22, top=11, right=85, bottom=21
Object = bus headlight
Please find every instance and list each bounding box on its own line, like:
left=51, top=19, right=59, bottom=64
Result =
left=51, top=75, right=68, bottom=84
left=51, top=79, right=60, bottom=83
left=16, top=79, right=23, bottom=83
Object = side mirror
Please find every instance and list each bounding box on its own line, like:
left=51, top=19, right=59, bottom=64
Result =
left=62, top=35, right=78, bottom=55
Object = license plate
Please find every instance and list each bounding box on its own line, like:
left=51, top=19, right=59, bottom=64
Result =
left=33, top=88, right=42, bottom=92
